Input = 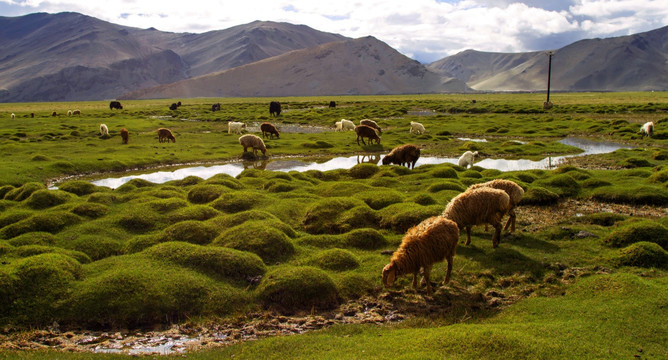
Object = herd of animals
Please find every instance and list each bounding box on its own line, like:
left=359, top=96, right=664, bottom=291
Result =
left=5, top=100, right=659, bottom=297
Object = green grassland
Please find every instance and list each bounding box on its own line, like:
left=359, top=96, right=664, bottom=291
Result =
left=0, top=92, right=666, bottom=359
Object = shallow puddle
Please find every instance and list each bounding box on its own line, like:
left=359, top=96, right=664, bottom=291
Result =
left=87, top=137, right=631, bottom=189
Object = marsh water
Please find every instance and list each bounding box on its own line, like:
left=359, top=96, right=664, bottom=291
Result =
left=87, top=137, right=631, bottom=189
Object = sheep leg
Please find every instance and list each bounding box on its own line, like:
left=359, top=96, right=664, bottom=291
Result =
left=411, top=272, right=419, bottom=289
left=465, top=226, right=472, bottom=245
left=422, top=265, right=433, bottom=295
left=492, top=222, right=502, bottom=248
left=503, top=209, right=516, bottom=233
left=443, top=256, right=453, bottom=285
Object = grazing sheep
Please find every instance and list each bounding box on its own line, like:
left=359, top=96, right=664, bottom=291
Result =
left=329, top=101, right=336, bottom=108
left=30, top=113, right=34, bottom=118
left=228, top=121, right=246, bottom=135
left=239, top=134, right=267, bottom=156
left=469, top=179, right=524, bottom=233
left=409, top=121, right=425, bottom=135
left=211, top=103, right=221, bottom=112
left=260, top=122, right=280, bottom=139
left=442, top=187, right=511, bottom=248
left=10, top=113, right=15, bottom=120
left=382, top=144, right=421, bottom=169
left=72, top=109, right=81, bottom=115
left=458, top=151, right=478, bottom=169
left=341, top=119, right=355, bottom=131
left=360, top=119, right=382, bottom=134
left=120, top=128, right=129, bottom=144
left=335, top=121, right=343, bottom=131
left=169, top=103, right=178, bottom=110
left=51, top=111, right=58, bottom=117
left=157, top=128, right=176, bottom=143
left=67, top=110, right=72, bottom=116
left=99, top=124, right=109, bottom=136
left=355, top=124, right=381, bottom=145
left=640, top=121, right=654, bottom=137
left=382, top=216, right=459, bottom=295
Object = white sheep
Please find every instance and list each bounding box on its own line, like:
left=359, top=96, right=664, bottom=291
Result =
left=228, top=121, right=246, bottom=134
left=458, top=151, right=478, bottom=169
left=442, top=187, right=511, bottom=248
left=99, top=124, right=109, bottom=136
left=67, top=110, right=72, bottom=116
left=335, top=121, right=343, bottom=131
left=640, top=121, right=654, bottom=137
left=409, top=121, right=425, bottom=135
left=72, top=109, right=81, bottom=116
left=239, top=134, right=267, bottom=156
left=10, top=113, right=15, bottom=120
left=340, top=119, right=355, bottom=131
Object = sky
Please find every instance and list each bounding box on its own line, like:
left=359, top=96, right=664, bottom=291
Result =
left=1, top=0, right=667, bottom=63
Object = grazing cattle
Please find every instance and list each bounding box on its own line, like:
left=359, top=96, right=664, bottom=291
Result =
left=211, top=103, right=221, bottom=112
left=157, top=128, right=176, bottom=143
left=329, top=101, right=336, bottom=108
left=109, top=101, right=123, bottom=110
left=269, top=101, right=281, bottom=117
left=169, top=103, right=178, bottom=110
left=260, top=122, right=280, bottom=139
left=120, top=128, right=129, bottom=144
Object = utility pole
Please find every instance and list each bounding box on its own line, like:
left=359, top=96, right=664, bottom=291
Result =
left=543, top=51, right=554, bottom=110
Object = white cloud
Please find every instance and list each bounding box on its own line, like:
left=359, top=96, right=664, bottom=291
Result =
left=1, top=0, right=666, bottom=62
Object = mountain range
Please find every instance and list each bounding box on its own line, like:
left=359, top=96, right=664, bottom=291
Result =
left=0, top=12, right=666, bottom=102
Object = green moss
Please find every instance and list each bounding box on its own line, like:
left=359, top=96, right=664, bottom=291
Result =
left=0, top=211, right=81, bottom=239
left=308, top=249, right=360, bottom=271
left=24, top=189, right=72, bottom=209
left=378, top=203, right=443, bottom=232
left=123, top=234, right=160, bottom=254
left=604, top=220, right=668, bottom=249
left=356, top=190, right=404, bottom=210
left=157, top=220, right=219, bottom=245
left=147, top=198, right=189, bottom=213
left=348, top=163, right=379, bottom=179
left=210, top=191, right=267, bottom=213
left=431, top=167, right=458, bottom=179
left=615, top=242, right=668, bottom=268
left=534, top=174, right=580, bottom=197
left=7, top=232, right=57, bottom=247
left=71, top=202, right=110, bottom=218
left=4, top=182, right=45, bottom=201
left=410, top=193, right=437, bottom=206
left=0, top=185, right=15, bottom=199
left=302, top=197, right=370, bottom=234
left=144, top=242, right=266, bottom=282
left=428, top=180, right=465, bottom=193
left=257, top=266, right=339, bottom=313
left=344, top=228, right=388, bottom=249
left=11, top=245, right=91, bottom=264
left=187, top=184, right=229, bottom=204
left=58, top=180, right=106, bottom=196
left=649, top=169, right=668, bottom=184
left=87, top=192, right=118, bottom=205
left=618, top=157, right=653, bottom=168
left=581, top=178, right=612, bottom=188
left=213, top=221, right=295, bottom=264
left=116, top=205, right=161, bottom=233
left=520, top=186, right=559, bottom=205
left=590, top=185, right=668, bottom=206
left=168, top=205, right=221, bottom=223
left=575, top=212, right=628, bottom=226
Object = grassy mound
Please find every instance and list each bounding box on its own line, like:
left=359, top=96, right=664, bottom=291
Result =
left=157, top=220, right=219, bottom=245
left=66, top=236, right=122, bottom=261
left=534, top=174, right=581, bottom=197
left=210, top=190, right=268, bottom=213
left=71, top=202, right=110, bottom=218
left=344, top=228, right=388, bottom=249
left=0, top=211, right=81, bottom=239
left=25, top=189, right=73, bottom=209
left=7, top=232, right=57, bottom=246
left=603, top=220, right=668, bottom=249
left=308, top=249, right=360, bottom=271
left=116, top=205, right=162, bottom=233
left=590, top=185, right=668, bottom=206
left=187, top=184, right=229, bottom=204
left=213, top=221, right=295, bottom=264
left=348, top=163, right=380, bottom=179
left=3, top=182, right=45, bottom=201
left=257, top=266, right=339, bottom=313
left=167, top=205, right=221, bottom=223
left=58, top=180, right=107, bottom=196
left=378, top=203, right=442, bottom=232
left=302, top=197, right=371, bottom=234
left=144, top=242, right=266, bottom=282
left=520, top=186, right=560, bottom=205
left=615, top=242, right=668, bottom=268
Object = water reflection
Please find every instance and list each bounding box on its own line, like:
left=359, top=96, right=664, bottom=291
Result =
left=90, top=137, right=631, bottom=189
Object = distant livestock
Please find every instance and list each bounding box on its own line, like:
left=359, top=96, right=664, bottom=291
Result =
left=640, top=121, right=654, bottom=137
left=109, top=101, right=123, bottom=110
left=360, top=119, right=382, bottom=134
left=10, top=113, right=15, bottom=120
left=67, top=110, right=72, bottom=116
left=169, top=103, right=179, bottom=110
left=72, top=109, right=81, bottom=115
left=409, top=121, right=425, bottom=134
left=157, top=128, right=176, bottom=143
left=211, top=103, right=221, bottom=112
left=260, top=122, right=280, bottom=139
left=355, top=125, right=381, bottom=146
left=458, top=151, right=478, bottom=169
left=239, top=134, right=267, bottom=156
left=120, top=128, right=129, bottom=144
left=329, top=101, right=336, bottom=108
left=340, top=119, right=355, bottom=131
left=269, top=101, right=281, bottom=116
left=382, top=216, right=460, bottom=295
left=228, top=121, right=246, bottom=135
left=335, top=121, right=343, bottom=131
left=99, top=124, right=109, bottom=136
left=51, top=111, right=58, bottom=117
left=382, top=144, right=421, bottom=169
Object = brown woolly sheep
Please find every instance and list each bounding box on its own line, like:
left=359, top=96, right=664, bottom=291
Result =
left=157, top=128, right=176, bottom=143
left=382, top=216, right=459, bottom=295
left=469, top=179, right=524, bottom=233
left=382, top=144, right=421, bottom=169
left=355, top=124, right=380, bottom=145
left=442, top=187, right=510, bottom=248
left=239, top=134, right=267, bottom=155
left=120, top=128, right=129, bottom=144
left=260, top=122, right=280, bottom=139
left=360, top=119, right=382, bottom=134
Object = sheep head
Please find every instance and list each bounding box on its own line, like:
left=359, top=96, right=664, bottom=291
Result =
left=382, top=263, right=397, bottom=287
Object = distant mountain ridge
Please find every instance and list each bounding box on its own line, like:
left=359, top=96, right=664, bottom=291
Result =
left=428, top=25, right=668, bottom=92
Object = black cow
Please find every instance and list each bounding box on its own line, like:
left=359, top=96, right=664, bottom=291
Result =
left=110, top=101, right=123, bottom=110
left=211, top=103, right=221, bottom=112
left=269, top=101, right=281, bottom=117
left=329, top=101, right=336, bottom=108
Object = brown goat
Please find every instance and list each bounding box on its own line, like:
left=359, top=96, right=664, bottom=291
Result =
left=442, top=187, right=510, bottom=248
left=468, top=179, right=524, bottom=233
left=260, top=122, right=280, bottom=139
left=120, top=128, right=129, bottom=144
left=355, top=124, right=380, bottom=145
left=157, top=128, right=176, bottom=143
left=360, top=119, right=382, bottom=134
left=382, top=216, right=459, bottom=295
left=382, top=144, right=421, bottom=169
